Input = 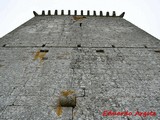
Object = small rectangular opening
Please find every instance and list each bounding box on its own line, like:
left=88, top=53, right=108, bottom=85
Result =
left=77, top=44, right=81, bottom=47
left=96, top=50, right=104, bottom=53
left=112, top=45, right=115, bottom=48
left=40, top=50, right=49, bottom=52
left=144, top=45, right=147, bottom=48
left=42, top=44, right=46, bottom=47
left=79, top=23, right=82, bottom=27
left=2, top=44, right=6, bottom=47
left=154, top=50, right=160, bottom=53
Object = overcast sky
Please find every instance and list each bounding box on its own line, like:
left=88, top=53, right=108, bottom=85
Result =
left=0, top=0, right=160, bottom=40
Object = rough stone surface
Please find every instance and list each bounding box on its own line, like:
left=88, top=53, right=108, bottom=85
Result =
left=0, top=15, right=160, bottom=120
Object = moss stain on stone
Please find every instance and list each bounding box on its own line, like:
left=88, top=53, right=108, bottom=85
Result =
left=56, top=101, right=63, bottom=116
left=55, top=90, right=75, bottom=116
left=33, top=50, right=48, bottom=62
left=72, top=16, right=86, bottom=21
left=61, top=90, right=75, bottom=97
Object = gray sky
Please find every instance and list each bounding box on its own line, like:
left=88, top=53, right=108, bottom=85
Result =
left=0, top=0, right=160, bottom=39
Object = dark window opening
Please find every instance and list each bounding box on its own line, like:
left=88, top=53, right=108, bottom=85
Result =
left=112, top=45, right=115, bottom=48
left=77, top=44, right=81, bottom=47
left=42, top=44, right=46, bottom=47
left=144, top=45, right=147, bottom=48
left=2, top=44, right=6, bottom=47
left=80, top=23, right=82, bottom=27
left=40, top=50, right=49, bottom=52
left=96, top=50, right=104, bottom=53
left=154, top=50, right=160, bottom=53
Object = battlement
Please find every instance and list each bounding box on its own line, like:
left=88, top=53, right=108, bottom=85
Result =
left=33, top=10, right=125, bottom=18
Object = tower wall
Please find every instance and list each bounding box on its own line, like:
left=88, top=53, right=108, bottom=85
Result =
left=0, top=10, right=160, bottom=120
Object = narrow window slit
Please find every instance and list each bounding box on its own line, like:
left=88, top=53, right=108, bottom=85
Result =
left=77, top=44, right=81, bottom=47
left=96, top=50, right=104, bottom=53
left=40, top=50, right=49, bottom=52
left=112, top=45, right=115, bottom=48
left=2, top=44, right=6, bottom=47
left=154, top=50, right=160, bottom=53
left=144, top=45, right=148, bottom=48
left=42, top=44, right=46, bottom=47
left=80, top=23, right=82, bottom=27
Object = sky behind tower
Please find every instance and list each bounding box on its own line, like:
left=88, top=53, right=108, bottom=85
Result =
left=0, top=0, right=160, bottom=39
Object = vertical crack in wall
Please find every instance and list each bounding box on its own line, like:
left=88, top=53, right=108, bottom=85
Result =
left=70, top=48, right=83, bottom=89
left=69, top=47, right=87, bottom=119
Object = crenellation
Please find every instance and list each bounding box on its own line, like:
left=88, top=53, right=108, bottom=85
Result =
left=87, top=10, right=90, bottom=16
left=106, top=12, right=109, bottom=16
left=42, top=10, right=45, bottom=16
left=33, top=11, right=38, bottom=16
left=61, top=10, right=64, bottom=15
left=93, top=10, right=96, bottom=16
left=68, top=10, right=71, bottom=15
left=32, top=10, right=126, bottom=18
left=119, top=12, right=125, bottom=18
left=48, top=10, right=51, bottom=15
left=74, top=10, right=77, bottom=15
left=100, top=11, right=103, bottom=16
left=54, top=10, right=58, bottom=15
left=112, top=11, right=116, bottom=17
left=81, top=10, right=83, bottom=16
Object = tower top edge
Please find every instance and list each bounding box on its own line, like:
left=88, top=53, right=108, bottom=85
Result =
left=33, top=10, right=125, bottom=18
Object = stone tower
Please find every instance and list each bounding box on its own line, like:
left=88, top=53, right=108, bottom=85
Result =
left=0, top=10, right=160, bottom=120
